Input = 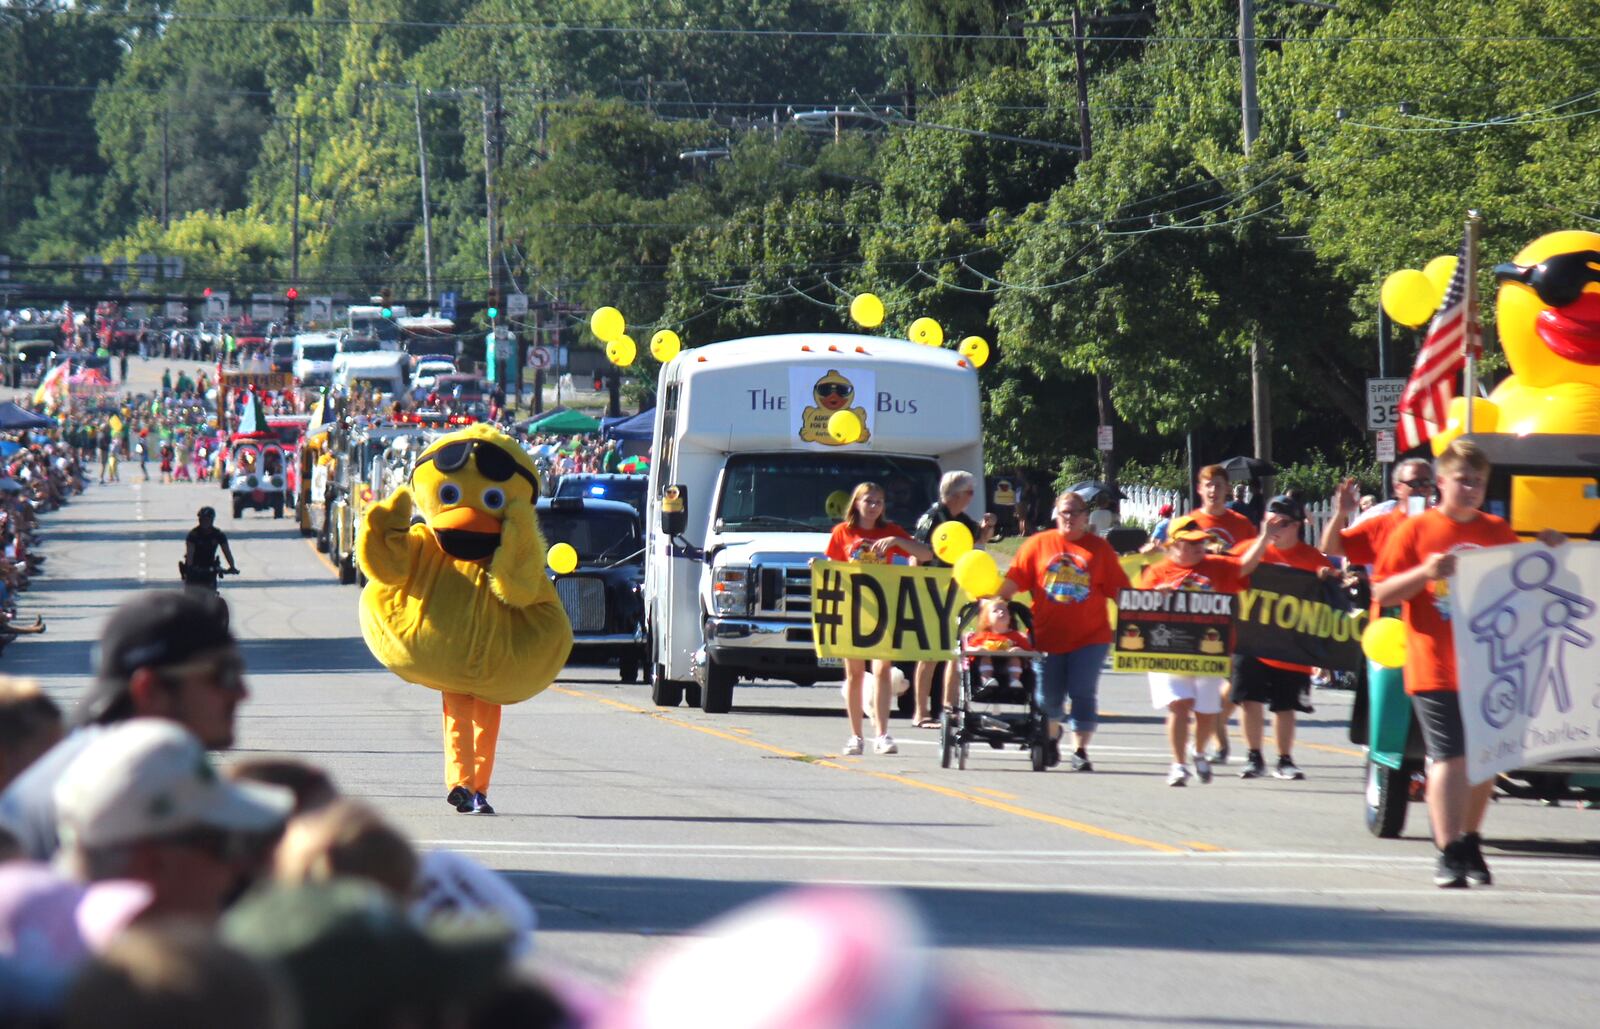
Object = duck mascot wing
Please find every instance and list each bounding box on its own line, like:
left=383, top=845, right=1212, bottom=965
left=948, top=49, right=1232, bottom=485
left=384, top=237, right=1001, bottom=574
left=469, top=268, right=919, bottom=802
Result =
left=357, top=423, right=572, bottom=814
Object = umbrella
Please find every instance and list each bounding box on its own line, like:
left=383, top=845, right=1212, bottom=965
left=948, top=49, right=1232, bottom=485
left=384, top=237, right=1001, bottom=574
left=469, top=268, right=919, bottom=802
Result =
left=0, top=478, right=23, bottom=494
left=1218, top=456, right=1278, bottom=480
left=619, top=455, right=649, bottom=474
left=1067, top=480, right=1127, bottom=503
left=0, top=402, right=54, bottom=430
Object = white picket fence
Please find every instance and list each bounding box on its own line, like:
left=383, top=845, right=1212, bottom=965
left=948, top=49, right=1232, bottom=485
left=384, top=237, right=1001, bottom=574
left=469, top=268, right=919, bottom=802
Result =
left=1118, top=483, right=1337, bottom=547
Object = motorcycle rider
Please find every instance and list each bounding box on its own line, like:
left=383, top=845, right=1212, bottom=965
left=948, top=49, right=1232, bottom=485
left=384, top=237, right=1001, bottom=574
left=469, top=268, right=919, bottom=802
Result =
left=182, top=507, right=238, bottom=589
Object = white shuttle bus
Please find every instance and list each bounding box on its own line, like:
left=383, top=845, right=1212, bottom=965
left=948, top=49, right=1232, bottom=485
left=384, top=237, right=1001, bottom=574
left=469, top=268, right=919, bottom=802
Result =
left=644, top=333, right=985, bottom=713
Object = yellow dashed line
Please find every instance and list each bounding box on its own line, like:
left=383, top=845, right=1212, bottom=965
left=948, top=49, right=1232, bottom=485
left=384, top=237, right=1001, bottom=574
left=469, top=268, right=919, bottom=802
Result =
left=1182, top=841, right=1228, bottom=852
left=962, top=785, right=1020, bottom=800
left=551, top=685, right=1197, bottom=854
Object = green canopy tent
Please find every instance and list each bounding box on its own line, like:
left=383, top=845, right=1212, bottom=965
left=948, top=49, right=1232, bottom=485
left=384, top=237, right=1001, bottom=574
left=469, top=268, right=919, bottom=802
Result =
left=525, top=409, right=602, bottom=434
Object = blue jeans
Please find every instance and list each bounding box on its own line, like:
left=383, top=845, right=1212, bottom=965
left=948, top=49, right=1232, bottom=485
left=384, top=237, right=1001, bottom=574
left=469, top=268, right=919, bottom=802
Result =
left=1037, top=644, right=1110, bottom=733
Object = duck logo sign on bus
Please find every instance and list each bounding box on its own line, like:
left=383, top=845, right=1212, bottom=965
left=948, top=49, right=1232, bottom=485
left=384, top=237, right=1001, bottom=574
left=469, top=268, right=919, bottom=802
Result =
left=792, top=367, right=875, bottom=447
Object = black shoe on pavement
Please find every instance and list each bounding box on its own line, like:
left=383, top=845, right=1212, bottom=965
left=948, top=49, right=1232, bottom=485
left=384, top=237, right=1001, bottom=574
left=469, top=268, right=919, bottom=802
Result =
left=1045, top=737, right=1061, bottom=768
left=1461, top=832, right=1492, bottom=886
left=1434, top=840, right=1470, bottom=888
left=1272, top=755, right=1306, bottom=781
left=1239, top=751, right=1267, bottom=779
left=1208, top=742, right=1230, bottom=766
left=1071, top=749, right=1093, bottom=772
left=447, top=785, right=473, bottom=812
left=472, top=791, right=496, bottom=815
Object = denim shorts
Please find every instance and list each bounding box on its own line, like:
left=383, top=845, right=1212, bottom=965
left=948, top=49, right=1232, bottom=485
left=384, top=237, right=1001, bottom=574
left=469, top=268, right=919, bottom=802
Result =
left=1036, top=644, right=1110, bottom=732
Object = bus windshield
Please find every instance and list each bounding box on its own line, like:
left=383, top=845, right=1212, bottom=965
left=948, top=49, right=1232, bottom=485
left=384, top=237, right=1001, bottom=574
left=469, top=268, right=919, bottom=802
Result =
left=714, top=453, right=942, bottom=533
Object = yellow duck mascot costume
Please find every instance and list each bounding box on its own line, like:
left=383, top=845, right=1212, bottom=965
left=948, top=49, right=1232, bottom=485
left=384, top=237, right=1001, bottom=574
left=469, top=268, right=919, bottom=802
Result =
left=358, top=423, right=573, bottom=814
left=1436, top=229, right=1600, bottom=535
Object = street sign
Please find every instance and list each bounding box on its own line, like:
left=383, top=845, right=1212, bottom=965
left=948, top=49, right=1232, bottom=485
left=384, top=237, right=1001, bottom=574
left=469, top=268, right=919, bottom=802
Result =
left=308, top=296, right=333, bottom=322
left=439, top=290, right=458, bottom=320
left=164, top=301, right=186, bottom=320
left=1097, top=425, right=1114, bottom=451
left=205, top=291, right=231, bottom=318
left=1366, top=377, right=1407, bottom=431
left=251, top=293, right=280, bottom=321
left=1375, top=429, right=1396, bottom=463
left=506, top=292, right=529, bottom=317
left=529, top=346, right=553, bottom=370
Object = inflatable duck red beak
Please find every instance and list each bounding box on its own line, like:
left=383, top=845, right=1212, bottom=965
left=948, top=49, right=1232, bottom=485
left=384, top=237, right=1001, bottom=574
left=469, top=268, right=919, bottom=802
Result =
left=1537, top=292, right=1600, bottom=366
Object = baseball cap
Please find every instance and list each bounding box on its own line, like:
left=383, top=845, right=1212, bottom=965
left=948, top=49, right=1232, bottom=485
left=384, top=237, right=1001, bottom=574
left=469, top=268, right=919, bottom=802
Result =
left=53, top=720, right=291, bottom=851
left=1266, top=494, right=1306, bottom=522
left=223, top=879, right=511, bottom=1029
left=1167, top=518, right=1210, bottom=543
left=1158, top=503, right=1174, bottom=517
left=79, top=590, right=235, bottom=725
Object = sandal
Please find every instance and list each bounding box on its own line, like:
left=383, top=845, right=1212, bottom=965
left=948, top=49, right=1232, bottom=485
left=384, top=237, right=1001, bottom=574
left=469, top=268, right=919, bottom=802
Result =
left=915, top=718, right=942, bottom=730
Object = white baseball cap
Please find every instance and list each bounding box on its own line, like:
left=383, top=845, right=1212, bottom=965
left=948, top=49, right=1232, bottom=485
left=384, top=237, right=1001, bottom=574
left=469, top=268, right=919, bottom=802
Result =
left=54, top=720, right=292, bottom=850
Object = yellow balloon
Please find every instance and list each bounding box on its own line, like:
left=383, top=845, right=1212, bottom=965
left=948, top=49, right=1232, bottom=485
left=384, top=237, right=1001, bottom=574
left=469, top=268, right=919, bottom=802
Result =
left=826, top=409, right=862, bottom=444
left=590, top=306, right=626, bottom=342
left=824, top=489, right=851, bottom=521
left=931, top=520, right=974, bottom=564
left=957, top=335, right=990, bottom=368
left=1381, top=269, right=1439, bottom=328
left=850, top=293, right=885, bottom=329
left=1422, top=255, right=1458, bottom=295
left=952, top=549, right=1003, bottom=598
left=908, top=316, right=944, bottom=347
left=649, top=329, right=681, bottom=363
left=1361, top=616, right=1408, bottom=669
left=547, top=542, right=578, bottom=575
left=606, top=335, right=637, bottom=367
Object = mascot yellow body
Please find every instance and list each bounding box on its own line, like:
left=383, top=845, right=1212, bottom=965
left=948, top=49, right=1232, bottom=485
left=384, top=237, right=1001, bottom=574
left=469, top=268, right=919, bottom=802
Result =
left=358, top=423, right=572, bottom=814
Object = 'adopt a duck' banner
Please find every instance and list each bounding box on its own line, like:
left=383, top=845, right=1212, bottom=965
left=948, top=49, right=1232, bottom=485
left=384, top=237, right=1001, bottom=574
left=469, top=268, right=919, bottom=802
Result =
left=1449, top=543, right=1600, bottom=785
left=810, top=560, right=962, bottom=662
left=1113, top=589, right=1235, bottom=675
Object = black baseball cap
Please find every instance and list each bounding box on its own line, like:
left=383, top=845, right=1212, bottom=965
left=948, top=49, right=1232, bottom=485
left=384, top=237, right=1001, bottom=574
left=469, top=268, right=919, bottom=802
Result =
left=79, top=590, right=236, bottom=725
left=1267, top=494, right=1306, bottom=522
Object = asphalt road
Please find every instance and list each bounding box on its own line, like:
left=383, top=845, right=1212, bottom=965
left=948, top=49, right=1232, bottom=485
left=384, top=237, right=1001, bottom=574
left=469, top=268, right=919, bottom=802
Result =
left=13, top=475, right=1600, bottom=1027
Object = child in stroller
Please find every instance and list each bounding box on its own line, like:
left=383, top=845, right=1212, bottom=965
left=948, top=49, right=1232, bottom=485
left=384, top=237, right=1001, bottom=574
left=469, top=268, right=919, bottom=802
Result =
left=940, top=596, right=1052, bottom=771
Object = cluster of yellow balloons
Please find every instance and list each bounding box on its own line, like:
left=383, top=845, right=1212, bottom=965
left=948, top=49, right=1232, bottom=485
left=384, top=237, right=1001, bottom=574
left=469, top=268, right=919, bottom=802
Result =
left=547, top=542, right=578, bottom=575
left=930, top=521, right=974, bottom=564
left=827, top=410, right=863, bottom=444
left=1380, top=255, right=1458, bottom=328
left=953, top=550, right=1003, bottom=598
left=846, top=293, right=990, bottom=367
left=1361, top=616, right=1407, bottom=669
left=592, top=306, right=684, bottom=367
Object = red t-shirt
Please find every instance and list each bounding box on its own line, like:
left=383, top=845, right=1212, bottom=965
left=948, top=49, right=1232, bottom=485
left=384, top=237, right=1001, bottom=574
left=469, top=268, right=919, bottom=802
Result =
left=1138, top=554, right=1251, bottom=594
left=825, top=521, right=914, bottom=565
left=964, top=629, right=1031, bottom=652
left=1232, top=538, right=1333, bottom=674
left=1004, top=530, right=1130, bottom=653
left=1183, top=508, right=1258, bottom=550
left=1373, top=508, right=1519, bottom=695
left=1340, top=508, right=1406, bottom=567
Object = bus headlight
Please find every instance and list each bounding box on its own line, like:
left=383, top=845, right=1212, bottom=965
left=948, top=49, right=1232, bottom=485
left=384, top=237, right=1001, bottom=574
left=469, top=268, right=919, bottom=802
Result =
left=711, top=566, right=751, bottom=616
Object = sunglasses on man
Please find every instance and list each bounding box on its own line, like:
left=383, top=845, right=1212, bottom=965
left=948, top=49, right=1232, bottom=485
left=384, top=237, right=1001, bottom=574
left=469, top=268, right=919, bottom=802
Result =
left=1494, top=250, right=1600, bottom=308
left=413, top=439, right=539, bottom=491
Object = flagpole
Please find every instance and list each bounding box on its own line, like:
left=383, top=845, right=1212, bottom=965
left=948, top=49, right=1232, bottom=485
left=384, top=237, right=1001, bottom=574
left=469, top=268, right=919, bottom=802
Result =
left=1463, top=210, right=1482, bottom=435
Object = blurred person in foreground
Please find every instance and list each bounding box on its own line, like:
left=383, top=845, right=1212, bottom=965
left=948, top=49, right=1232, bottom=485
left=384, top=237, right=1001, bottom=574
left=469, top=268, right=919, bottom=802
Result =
left=54, top=719, right=292, bottom=922
left=0, top=590, right=247, bottom=860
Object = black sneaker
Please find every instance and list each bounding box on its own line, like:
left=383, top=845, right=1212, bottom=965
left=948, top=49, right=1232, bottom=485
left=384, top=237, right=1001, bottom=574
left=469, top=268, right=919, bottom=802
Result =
left=1071, top=749, right=1093, bottom=772
left=1461, top=833, right=1492, bottom=886
left=472, top=791, right=496, bottom=815
left=1239, top=751, right=1267, bottom=779
left=447, top=785, right=473, bottom=812
left=1045, top=737, right=1062, bottom=768
left=1207, top=743, right=1230, bottom=765
left=1434, top=840, right=1469, bottom=888
left=1272, top=755, right=1306, bottom=781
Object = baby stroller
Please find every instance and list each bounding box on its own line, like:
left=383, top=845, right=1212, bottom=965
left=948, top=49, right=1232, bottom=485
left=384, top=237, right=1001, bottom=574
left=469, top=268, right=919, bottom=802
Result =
left=939, top=601, right=1052, bottom=771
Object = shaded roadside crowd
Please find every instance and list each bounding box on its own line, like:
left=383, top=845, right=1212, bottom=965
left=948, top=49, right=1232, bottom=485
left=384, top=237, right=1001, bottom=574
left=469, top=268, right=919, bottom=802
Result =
left=0, top=440, right=81, bottom=651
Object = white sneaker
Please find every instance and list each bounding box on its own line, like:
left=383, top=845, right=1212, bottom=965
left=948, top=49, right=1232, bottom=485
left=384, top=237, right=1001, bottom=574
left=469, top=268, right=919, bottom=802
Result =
left=873, top=734, right=898, bottom=755
left=843, top=735, right=863, bottom=756
left=1167, top=763, right=1191, bottom=787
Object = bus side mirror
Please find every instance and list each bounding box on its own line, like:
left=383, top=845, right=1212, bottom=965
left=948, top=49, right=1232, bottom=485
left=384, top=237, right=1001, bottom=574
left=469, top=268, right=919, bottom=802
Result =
left=660, top=484, right=688, bottom=536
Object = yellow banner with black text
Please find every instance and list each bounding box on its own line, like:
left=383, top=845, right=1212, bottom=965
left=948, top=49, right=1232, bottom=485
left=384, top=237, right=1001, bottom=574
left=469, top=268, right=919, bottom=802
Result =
left=809, top=560, right=963, bottom=662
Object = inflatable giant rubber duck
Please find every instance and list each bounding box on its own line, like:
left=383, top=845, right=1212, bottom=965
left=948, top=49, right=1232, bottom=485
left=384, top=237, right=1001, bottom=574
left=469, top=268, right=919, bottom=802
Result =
left=1438, top=230, right=1600, bottom=534
left=358, top=423, right=572, bottom=814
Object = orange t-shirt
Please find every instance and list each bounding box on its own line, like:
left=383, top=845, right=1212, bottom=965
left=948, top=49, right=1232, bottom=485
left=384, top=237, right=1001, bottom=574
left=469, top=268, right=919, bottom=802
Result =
left=1373, top=508, right=1519, bottom=694
left=1004, top=530, right=1130, bottom=653
left=965, top=629, right=1031, bottom=652
left=1183, top=508, right=1258, bottom=550
left=1340, top=508, right=1406, bottom=567
left=1138, top=554, right=1251, bottom=594
left=1232, top=538, right=1333, bottom=674
left=824, top=522, right=914, bottom=565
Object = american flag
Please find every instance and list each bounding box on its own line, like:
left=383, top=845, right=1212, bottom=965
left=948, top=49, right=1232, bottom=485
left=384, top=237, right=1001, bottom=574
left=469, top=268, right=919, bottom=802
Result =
left=1397, top=237, right=1480, bottom=452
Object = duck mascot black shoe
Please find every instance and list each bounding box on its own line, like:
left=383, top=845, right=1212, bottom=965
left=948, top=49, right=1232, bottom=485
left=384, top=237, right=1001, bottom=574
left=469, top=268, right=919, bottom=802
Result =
left=358, top=423, right=573, bottom=814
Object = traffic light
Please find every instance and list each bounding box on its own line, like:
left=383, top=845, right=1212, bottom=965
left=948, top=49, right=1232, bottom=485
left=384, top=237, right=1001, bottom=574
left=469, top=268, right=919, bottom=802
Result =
left=202, top=287, right=213, bottom=298
left=285, top=287, right=299, bottom=301
left=379, top=288, right=393, bottom=320
left=285, top=287, right=299, bottom=325
left=486, top=288, right=501, bottom=322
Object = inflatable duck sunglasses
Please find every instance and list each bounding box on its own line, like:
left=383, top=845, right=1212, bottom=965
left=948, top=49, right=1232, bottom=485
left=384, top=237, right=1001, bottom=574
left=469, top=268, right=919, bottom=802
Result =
left=1494, top=249, right=1600, bottom=308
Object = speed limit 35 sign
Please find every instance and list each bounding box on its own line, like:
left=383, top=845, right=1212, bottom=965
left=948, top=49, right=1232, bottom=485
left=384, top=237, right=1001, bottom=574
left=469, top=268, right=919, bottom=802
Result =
left=1366, top=378, right=1406, bottom=431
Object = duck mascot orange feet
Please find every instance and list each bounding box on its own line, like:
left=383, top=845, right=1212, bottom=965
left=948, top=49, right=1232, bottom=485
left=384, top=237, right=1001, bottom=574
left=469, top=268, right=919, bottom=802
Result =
left=358, top=424, right=572, bottom=814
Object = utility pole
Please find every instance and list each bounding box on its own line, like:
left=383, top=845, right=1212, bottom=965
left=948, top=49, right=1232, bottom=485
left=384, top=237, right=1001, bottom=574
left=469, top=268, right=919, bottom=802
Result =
left=1239, top=0, right=1271, bottom=469
left=291, top=113, right=302, bottom=288
left=414, top=85, right=435, bottom=302
left=160, top=109, right=170, bottom=229
left=482, top=82, right=502, bottom=382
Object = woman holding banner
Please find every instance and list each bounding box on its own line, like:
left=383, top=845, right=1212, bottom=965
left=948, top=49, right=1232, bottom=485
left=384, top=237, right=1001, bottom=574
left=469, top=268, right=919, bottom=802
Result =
left=826, top=483, right=935, bottom=757
left=1000, top=490, right=1131, bottom=772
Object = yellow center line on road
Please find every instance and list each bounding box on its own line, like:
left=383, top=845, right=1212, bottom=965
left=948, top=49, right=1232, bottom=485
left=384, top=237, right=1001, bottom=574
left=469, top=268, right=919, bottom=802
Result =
left=305, top=537, right=340, bottom=575
left=550, top=685, right=1201, bottom=854
left=1301, top=741, right=1365, bottom=759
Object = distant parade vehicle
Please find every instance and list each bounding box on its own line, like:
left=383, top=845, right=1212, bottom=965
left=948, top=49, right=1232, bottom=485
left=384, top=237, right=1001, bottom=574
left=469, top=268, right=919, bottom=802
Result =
left=227, top=435, right=287, bottom=519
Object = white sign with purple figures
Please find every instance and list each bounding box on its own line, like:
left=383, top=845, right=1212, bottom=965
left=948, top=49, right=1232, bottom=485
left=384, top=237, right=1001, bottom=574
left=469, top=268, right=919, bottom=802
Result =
left=1451, top=543, right=1600, bottom=783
